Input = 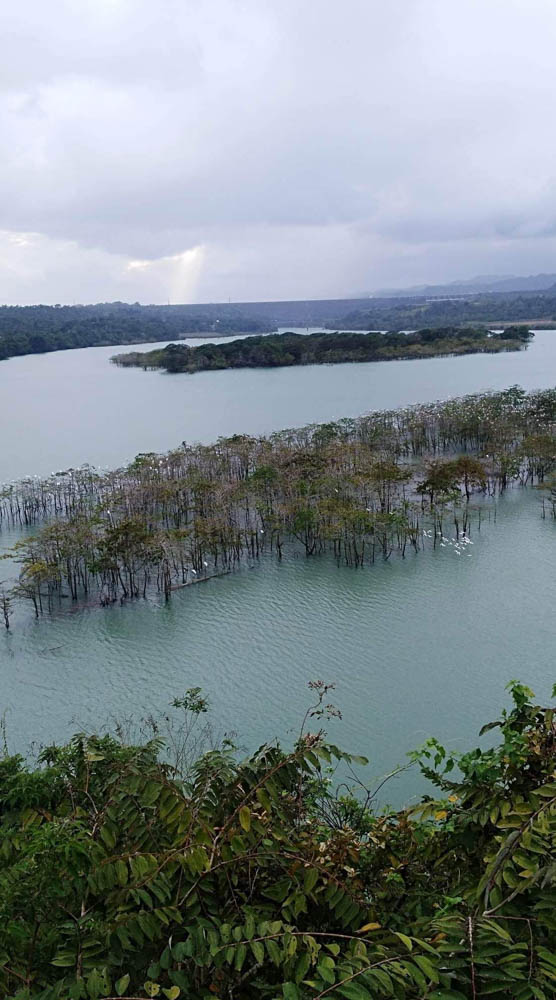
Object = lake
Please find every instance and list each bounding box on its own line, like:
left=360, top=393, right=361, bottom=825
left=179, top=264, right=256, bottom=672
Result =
left=0, top=331, right=555, bottom=803
left=1, top=329, right=556, bottom=482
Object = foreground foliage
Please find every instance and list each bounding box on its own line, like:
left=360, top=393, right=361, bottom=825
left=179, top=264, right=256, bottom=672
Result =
left=2, top=681, right=556, bottom=999
left=111, top=327, right=531, bottom=374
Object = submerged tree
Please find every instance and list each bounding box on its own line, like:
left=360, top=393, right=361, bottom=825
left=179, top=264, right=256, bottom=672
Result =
left=1, top=386, right=554, bottom=616
left=0, top=588, right=12, bottom=629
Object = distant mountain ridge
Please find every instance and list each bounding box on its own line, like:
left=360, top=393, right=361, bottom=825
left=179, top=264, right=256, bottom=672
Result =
left=372, top=273, right=556, bottom=298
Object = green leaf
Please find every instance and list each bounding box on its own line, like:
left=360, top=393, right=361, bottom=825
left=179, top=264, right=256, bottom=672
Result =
left=267, top=939, right=282, bottom=966
left=303, top=868, right=319, bottom=893
left=414, top=955, right=439, bottom=983
left=239, top=806, right=251, bottom=832
left=51, top=950, right=77, bottom=967
left=256, top=787, right=272, bottom=811
left=535, top=784, right=556, bottom=797
left=283, top=984, right=301, bottom=1000
left=336, top=983, right=372, bottom=999
left=162, top=988, right=180, bottom=1000
left=234, top=944, right=247, bottom=971
left=86, top=969, right=106, bottom=1000
left=115, top=974, right=130, bottom=996
left=394, top=932, right=413, bottom=951
left=295, top=952, right=311, bottom=983
left=317, top=961, right=335, bottom=985
left=69, top=983, right=87, bottom=1000
left=144, top=982, right=160, bottom=997
left=116, top=860, right=128, bottom=886
left=250, top=939, right=265, bottom=964
left=479, top=721, right=501, bottom=736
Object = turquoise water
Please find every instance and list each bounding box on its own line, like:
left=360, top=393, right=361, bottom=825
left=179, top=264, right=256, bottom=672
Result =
left=0, top=333, right=555, bottom=803
left=1, top=489, right=554, bottom=804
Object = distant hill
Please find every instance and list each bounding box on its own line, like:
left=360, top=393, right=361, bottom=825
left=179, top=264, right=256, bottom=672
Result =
left=372, top=273, right=556, bottom=298
left=328, top=292, right=556, bottom=331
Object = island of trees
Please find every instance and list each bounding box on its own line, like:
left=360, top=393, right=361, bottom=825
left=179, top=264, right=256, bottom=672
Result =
left=1, top=385, right=554, bottom=620
left=111, top=326, right=533, bottom=374
left=2, top=677, right=556, bottom=999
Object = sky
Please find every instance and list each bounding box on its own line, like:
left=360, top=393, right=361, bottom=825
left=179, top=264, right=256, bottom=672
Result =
left=3, top=0, right=556, bottom=304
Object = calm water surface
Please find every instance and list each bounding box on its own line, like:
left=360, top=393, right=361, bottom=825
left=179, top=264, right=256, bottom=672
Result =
left=1, top=330, right=555, bottom=481
left=0, top=332, right=555, bottom=802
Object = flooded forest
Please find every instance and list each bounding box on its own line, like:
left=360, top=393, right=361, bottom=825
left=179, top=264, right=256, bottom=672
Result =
left=2, top=385, right=554, bottom=621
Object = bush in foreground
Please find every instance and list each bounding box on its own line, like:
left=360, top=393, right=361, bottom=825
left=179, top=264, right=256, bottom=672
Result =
left=1, top=681, right=556, bottom=999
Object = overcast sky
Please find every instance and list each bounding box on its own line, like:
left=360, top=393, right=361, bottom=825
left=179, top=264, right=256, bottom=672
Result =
left=3, top=0, right=556, bottom=304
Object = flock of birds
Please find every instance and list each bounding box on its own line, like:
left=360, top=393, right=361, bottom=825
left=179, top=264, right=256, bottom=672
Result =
left=422, top=528, right=474, bottom=556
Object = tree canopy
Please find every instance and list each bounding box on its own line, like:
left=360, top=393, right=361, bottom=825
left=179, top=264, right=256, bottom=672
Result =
left=111, top=327, right=532, bottom=374
left=0, top=304, right=274, bottom=363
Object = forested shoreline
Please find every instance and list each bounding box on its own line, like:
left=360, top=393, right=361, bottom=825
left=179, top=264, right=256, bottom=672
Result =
left=1, top=385, right=554, bottom=622
left=2, top=679, right=556, bottom=999
left=0, top=294, right=552, bottom=364
left=111, top=327, right=532, bottom=374
left=0, top=304, right=274, bottom=362
left=329, top=293, right=556, bottom=330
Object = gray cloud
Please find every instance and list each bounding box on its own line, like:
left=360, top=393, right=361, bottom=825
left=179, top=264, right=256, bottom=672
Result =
left=2, top=0, right=556, bottom=303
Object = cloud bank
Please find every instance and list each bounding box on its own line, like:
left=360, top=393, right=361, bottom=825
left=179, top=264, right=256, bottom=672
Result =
left=2, top=0, right=556, bottom=303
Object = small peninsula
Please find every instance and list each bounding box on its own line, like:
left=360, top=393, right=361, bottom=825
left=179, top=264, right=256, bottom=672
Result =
left=111, top=325, right=533, bottom=373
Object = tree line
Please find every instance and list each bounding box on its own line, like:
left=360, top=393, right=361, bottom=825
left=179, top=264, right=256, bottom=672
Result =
left=2, top=679, right=556, bottom=998
left=111, top=327, right=532, bottom=374
left=330, top=292, right=556, bottom=330
left=0, top=293, right=552, bottom=364
left=0, top=304, right=274, bottom=362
